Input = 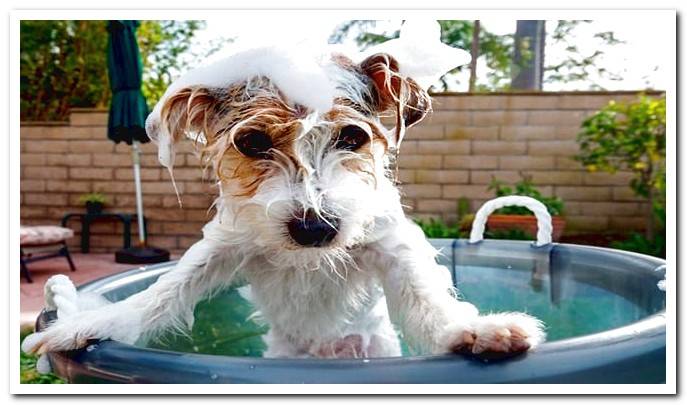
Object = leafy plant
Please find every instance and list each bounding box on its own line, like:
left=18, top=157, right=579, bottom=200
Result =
left=576, top=95, right=666, bottom=241
left=415, top=217, right=464, bottom=239
left=488, top=175, right=565, bottom=216
left=414, top=198, right=537, bottom=241
left=484, top=228, right=533, bottom=241
left=20, top=20, right=208, bottom=121
left=78, top=192, right=108, bottom=205
left=611, top=232, right=666, bottom=258
left=20, top=333, right=64, bottom=384
left=137, top=20, right=212, bottom=107
left=415, top=218, right=535, bottom=241
left=20, top=21, right=110, bottom=121
left=415, top=198, right=472, bottom=238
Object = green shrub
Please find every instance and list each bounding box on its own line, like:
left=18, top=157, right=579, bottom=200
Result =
left=414, top=196, right=540, bottom=241
left=576, top=95, right=666, bottom=242
left=415, top=198, right=470, bottom=239
left=484, top=228, right=533, bottom=241
left=576, top=95, right=666, bottom=258
left=611, top=233, right=666, bottom=258
left=415, top=217, right=464, bottom=239
left=20, top=333, right=64, bottom=384
left=488, top=174, right=565, bottom=216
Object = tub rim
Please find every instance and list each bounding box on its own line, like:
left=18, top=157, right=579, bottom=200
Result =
left=36, top=239, right=667, bottom=383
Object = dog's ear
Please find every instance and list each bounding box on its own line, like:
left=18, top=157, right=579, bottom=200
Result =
left=143, top=86, right=217, bottom=205
left=360, top=53, right=431, bottom=146
left=145, top=86, right=217, bottom=172
left=158, top=86, right=216, bottom=144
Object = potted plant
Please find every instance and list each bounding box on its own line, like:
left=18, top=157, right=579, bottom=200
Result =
left=486, top=175, right=566, bottom=241
left=78, top=192, right=108, bottom=215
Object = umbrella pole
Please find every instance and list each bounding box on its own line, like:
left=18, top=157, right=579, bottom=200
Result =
left=132, top=140, right=146, bottom=245
left=114, top=140, right=169, bottom=264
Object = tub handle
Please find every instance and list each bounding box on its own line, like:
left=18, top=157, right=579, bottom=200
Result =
left=469, top=196, right=553, bottom=247
left=655, top=264, right=666, bottom=291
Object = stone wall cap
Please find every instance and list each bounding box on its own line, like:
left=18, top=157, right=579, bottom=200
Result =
left=20, top=121, right=69, bottom=127
left=69, top=107, right=109, bottom=113
left=430, top=90, right=665, bottom=97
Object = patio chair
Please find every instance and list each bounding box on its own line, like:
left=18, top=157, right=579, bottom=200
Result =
left=20, top=225, right=76, bottom=283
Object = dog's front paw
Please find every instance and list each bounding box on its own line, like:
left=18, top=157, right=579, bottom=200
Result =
left=21, top=322, right=91, bottom=375
left=44, top=274, right=79, bottom=317
left=448, top=312, right=545, bottom=356
left=21, top=275, right=86, bottom=374
left=21, top=322, right=92, bottom=356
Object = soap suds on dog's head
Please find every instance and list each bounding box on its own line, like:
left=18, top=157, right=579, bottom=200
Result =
left=144, top=20, right=470, bottom=203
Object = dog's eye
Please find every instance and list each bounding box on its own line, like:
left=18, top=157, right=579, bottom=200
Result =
left=235, top=131, right=273, bottom=158
left=335, top=125, right=369, bottom=151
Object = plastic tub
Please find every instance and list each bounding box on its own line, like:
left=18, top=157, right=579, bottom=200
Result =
left=36, top=239, right=666, bottom=384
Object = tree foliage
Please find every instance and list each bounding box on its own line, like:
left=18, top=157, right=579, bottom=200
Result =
left=544, top=20, right=625, bottom=89
left=329, top=20, right=624, bottom=91
left=136, top=20, right=205, bottom=107
left=330, top=20, right=513, bottom=91
left=20, top=20, right=204, bottom=121
left=576, top=95, right=666, bottom=243
left=20, top=21, right=110, bottom=121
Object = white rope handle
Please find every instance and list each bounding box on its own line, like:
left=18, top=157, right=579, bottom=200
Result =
left=469, top=196, right=553, bottom=247
left=655, top=264, right=666, bottom=291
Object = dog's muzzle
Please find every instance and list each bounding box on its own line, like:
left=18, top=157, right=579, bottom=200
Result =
left=287, top=210, right=339, bottom=247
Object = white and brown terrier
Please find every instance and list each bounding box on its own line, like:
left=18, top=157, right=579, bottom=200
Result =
left=23, top=21, right=544, bottom=369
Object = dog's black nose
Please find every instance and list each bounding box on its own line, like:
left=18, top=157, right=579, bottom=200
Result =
left=287, top=210, right=339, bottom=247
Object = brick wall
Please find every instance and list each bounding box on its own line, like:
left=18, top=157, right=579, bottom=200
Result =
left=20, top=109, right=213, bottom=253
left=396, top=91, right=663, bottom=235
left=20, top=92, right=659, bottom=252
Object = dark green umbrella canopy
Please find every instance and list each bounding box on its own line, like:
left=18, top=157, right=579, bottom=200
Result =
left=107, top=20, right=150, bottom=144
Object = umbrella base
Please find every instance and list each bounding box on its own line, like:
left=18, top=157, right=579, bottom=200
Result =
left=115, top=246, right=170, bottom=264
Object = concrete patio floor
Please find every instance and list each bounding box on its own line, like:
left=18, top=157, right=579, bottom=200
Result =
left=20, top=252, right=179, bottom=329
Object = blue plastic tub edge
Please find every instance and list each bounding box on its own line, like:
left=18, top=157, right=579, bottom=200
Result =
left=37, top=239, right=667, bottom=384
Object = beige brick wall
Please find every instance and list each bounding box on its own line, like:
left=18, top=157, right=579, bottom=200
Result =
left=20, top=112, right=211, bottom=253
left=397, top=91, right=662, bottom=232
left=20, top=92, right=660, bottom=252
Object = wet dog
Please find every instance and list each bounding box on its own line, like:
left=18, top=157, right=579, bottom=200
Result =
left=22, top=21, right=544, bottom=367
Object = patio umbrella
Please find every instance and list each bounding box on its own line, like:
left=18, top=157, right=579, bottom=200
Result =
left=107, top=20, right=169, bottom=264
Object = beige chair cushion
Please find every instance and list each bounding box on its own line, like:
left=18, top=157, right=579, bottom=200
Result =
left=20, top=226, right=74, bottom=246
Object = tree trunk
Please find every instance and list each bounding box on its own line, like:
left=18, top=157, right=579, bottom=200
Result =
left=512, top=20, right=546, bottom=90
left=469, top=20, right=480, bottom=92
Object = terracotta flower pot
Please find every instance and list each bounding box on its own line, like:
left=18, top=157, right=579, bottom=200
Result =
left=486, top=214, right=566, bottom=241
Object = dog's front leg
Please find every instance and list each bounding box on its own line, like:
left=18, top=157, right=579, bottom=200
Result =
left=370, top=220, right=545, bottom=356
left=21, top=233, right=237, bottom=358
